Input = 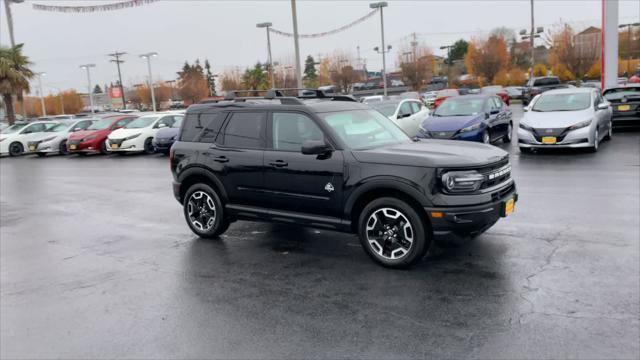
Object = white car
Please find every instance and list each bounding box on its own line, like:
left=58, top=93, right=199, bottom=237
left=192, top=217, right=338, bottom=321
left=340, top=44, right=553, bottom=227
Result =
left=518, top=88, right=613, bottom=153
left=106, top=112, right=184, bottom=154
left=0, top=121, right=59, bottom=156
left=361, top=95, right=385, bottom=104
left=26, top=118, right=96, bottom=156
left=370, top=98, right=430, bottom=137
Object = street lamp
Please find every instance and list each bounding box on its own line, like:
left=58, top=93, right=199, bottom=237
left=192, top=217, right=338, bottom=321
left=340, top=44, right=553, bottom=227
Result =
left=370, top=1, right=389, bottom=96
left=35, top=72, right=46, bottom=116
left=520, top=0, right=544, bottom=79
left=140, top=52, right=158, bottom=112
left=619, top=22, right=640, bottom=76
left=257, top=22, right=276, bottom=88
left=79, top=64, right=95, bottom=113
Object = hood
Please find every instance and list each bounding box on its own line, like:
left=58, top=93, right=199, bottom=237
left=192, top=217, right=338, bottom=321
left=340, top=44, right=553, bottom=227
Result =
left=108, top=127, right=147, bottom=139
left=69, top=129, right=105, bottom=140
left=31, top=132, right=66, bottom=142
left=421, top=115, right=482, bottom=132
left=155, top=127, right=179, bottom=139
left=352, top=140, right=507, bottom=168
left=522, top=108, right=593, bottom=128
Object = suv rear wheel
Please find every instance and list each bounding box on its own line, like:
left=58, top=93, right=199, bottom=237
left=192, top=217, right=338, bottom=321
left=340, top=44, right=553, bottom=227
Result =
left=358, top=197, right=429, bottom=268
left=183, top=183, right=229, bottom=238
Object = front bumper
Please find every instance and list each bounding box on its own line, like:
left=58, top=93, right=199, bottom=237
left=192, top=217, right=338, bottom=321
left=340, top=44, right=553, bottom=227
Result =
left=425, top=186, right=518, bottom=246
left=27, top=140, right=62, bottom=154
left=517, top=126, right=592, bottom=148
left=153, top=138, right=174, bottom=152
left=67, top=139, right=102, bottom=153
left=106, top=137, right=145, bottom=152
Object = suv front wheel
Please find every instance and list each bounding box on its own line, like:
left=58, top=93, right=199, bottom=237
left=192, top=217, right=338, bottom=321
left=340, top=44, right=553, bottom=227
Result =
left=183, top=183, right=229, bottom=238
left=358, top=197, right=429, bottom=268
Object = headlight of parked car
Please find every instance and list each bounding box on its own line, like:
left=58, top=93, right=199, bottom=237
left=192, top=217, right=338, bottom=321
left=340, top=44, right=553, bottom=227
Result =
left=124, top=133, right=141, bottom=141
left=519, top=122, right=534, bottom=131
left=458, top=122, right=482, bottom=133
left=83, top=135, right=97, bottom=141
left=568, top=119, right=592, bottom=130
left=441, top=170, right=485, bottom=193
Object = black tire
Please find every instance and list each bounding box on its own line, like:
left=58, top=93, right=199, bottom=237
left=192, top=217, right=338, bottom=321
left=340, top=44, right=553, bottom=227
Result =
left=503, top=123, right=513, bottom=143
left=100, top=141, right=109, bottom=155
left=36, top=152, right=46, bottom=157
left=519, top=146, right=532, bottom=154
left=589, top=129, right=599, bottom=153
left=183, top=183, right=229, bottom=239
left=77, top=152, right=88, bottom=156
left=161, top=149, right=170, bottom=156
left=358, top=197, right=429, bottom=268
left=143, top=138, right=154, bottom=154
left=8, top=142, right=23, bottom=157
left=59, top=140, right=68, bottom=155
left=482, top=130, right=491, bottom=144
left=604, top=124, right=613, bottom=141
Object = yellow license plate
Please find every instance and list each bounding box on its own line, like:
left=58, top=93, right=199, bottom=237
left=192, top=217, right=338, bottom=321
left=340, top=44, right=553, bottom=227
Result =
left=542, top=136, right=557, bottom=144
left=618, top=105, right=631, bottom=111
left=111, top=144, right=119, bottom=149
left=29, top=146, right=36, bottom=151
left=504, top=198, right=515, bottom=216
left=69, top=144, right=77, bottom=150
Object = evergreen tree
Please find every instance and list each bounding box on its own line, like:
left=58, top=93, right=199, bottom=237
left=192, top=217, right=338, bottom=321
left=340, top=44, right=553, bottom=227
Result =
left=205, top=59, right=216, bottom=96
left=93, top=84, right=103, bottom=94
left=303, top=55, right=318, bottom=86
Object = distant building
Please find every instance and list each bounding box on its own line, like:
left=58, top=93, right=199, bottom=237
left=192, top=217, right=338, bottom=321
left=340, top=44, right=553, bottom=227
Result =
left=575, top=26, right=601, bottom=60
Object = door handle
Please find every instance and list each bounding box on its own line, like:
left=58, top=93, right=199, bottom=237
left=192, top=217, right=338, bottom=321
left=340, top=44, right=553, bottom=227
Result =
left=213, top=156, right=229, bottom=163
left=268, top=160, right=288, bottom=167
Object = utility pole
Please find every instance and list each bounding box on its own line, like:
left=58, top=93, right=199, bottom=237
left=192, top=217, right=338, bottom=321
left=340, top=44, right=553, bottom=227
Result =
left=35, top=72, right=46, bottom=116
left=256, top=22, right=275, bottom=88
left=140, top=52, right=158, bottom=112
left=619, top=23, right=640, bottom=76
left=108, top=51, right=127, bottom=109
left=3, top=0, right=24, bottom=47
left=79, top=64, right=96, bottom=113
left=291, top=0, right=302, bottom=89
left=440, top=45, right=453, bottom=86
left=370, top=2, right=389, bottom=96
left=411, top=32, right=418, bottom=89
left=529, top=0, right=534, bottom=80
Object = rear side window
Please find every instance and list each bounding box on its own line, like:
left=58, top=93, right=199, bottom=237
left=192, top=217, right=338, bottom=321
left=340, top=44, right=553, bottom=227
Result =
left=221, top=112, right=266, bottom=148
left=180, top=112, right=225, bottom=143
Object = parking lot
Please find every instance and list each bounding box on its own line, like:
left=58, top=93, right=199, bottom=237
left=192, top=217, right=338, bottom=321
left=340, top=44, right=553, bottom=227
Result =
left=1, top=105, right=639, bottom=359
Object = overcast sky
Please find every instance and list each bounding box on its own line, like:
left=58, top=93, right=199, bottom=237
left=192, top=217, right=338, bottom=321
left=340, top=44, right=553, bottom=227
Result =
left=1, top=0, right=638, bottom=95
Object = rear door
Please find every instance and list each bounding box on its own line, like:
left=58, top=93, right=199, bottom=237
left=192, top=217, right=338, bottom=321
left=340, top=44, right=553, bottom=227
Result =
left=262, top=111, right=344, bottom=217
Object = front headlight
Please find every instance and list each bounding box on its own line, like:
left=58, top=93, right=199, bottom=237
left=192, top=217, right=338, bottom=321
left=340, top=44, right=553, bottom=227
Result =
left=459, top=123, right=482, bottom=133
left=519, top=122, right=534, bottom=131
left=83, top=135, right=97, bottom=141
left=124, top=133, right=141, bottom=141
left=568, top=119, right=592, bottom=130
left=441, top=170, right=485, bottom=193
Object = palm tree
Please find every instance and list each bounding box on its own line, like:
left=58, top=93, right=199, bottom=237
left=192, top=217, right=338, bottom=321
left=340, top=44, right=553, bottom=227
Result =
left=0, top=44, right=33, bottom=125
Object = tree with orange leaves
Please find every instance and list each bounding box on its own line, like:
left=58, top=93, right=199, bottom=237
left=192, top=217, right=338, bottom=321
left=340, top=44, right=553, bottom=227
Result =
left=464, top=35, right=510, bottom=84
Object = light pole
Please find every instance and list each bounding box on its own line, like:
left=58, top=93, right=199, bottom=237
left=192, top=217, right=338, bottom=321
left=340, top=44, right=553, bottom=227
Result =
left=370, top=2, right=389, bottom=96
left=290, top=0, right=302, bottom=89
left=79, top=64, right=96, bottom=113
left=108, top=51, right=127, bottom=109
left=519, top=0, right=543, bottom=79
left=440, top=45, right=453, bottom=86
left=374, top=45, right=392, bottom=92
left=619, top=23, right=640, bottom=76
left=140, top=52, right=158, bottom=112
left=35, top=72, right=46, bottom=116
left=257, top=22, right=275, bottom=88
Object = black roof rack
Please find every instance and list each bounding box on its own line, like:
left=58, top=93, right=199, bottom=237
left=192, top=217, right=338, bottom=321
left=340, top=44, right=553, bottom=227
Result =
left=197, top=88, right=358, bottom=105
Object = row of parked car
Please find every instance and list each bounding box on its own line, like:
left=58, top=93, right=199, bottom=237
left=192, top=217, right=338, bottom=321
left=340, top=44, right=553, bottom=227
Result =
left=0, top=111, right=184, bottom=157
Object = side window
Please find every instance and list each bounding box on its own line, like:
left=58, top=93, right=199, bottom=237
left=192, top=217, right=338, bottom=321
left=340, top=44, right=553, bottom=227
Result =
left=23, top=124, right=45, bottom=133
left=156, top=116, right=175, bottom=128
left=179, top=112, right=225, bottom=143
left=271, top=112, right=324, bottom=151
left=487, top=98, right=498, bottom=112
left=493, top=97, right=503, bottom=109
left=399, top=102, right=412, bottom=116
left=221, top=112, right=266, bottom=149
left=409, top=101, right=421, bottom=113
left=72, top=120, right=92, bottom=131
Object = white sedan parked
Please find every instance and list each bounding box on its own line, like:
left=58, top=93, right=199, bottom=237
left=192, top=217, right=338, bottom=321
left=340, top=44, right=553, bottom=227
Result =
left=0, top=121, right=59, bottom=156
left=518, top=88, right=613, bottom=153
left=106, top=112, right=184, bottom=154
left=27, top=118, right=95, bottom=156
left=370, top=98, right=430, bottom=137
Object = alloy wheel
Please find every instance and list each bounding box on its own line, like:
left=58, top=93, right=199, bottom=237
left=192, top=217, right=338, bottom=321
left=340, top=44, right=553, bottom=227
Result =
left=187, top=191, right=217, bottom=232
left=482, top=131, right=490, bottom=144
left=594, top=129, right=599, bottom=150
left=9, top=143, right=23, bottom=157
left=365, top=207, right=414, bottom=260
left=505, top=124, right=512, bottom=142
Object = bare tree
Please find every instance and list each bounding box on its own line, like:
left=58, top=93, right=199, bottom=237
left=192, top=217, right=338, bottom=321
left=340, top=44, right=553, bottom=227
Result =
left=328, top=52, right=361, bottom=93
left=397, top=42, right=434, bottom=91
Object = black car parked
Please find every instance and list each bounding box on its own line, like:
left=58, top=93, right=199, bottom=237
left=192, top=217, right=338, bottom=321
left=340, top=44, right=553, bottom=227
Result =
left=603, top=85, right=640, bottom=127
left=522, top=76, right=570, bottom=105
left=170, top=89, right=518, bottom=268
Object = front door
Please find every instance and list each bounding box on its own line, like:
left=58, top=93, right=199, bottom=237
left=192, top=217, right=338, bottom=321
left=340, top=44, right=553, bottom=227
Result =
left=263, top=111, right=344, bottom=217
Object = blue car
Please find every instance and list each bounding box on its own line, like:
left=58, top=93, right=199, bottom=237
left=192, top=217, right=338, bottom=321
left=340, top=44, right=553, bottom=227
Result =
left=419, top=95, right=513, bottom=144
left=153, top=115, right=183, bottom=154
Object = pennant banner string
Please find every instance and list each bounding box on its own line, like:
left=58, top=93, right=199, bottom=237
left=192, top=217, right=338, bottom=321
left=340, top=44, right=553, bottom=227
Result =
left=269, top=9, right=379, bottom=39
left=33, top=0, right=159, bottom=13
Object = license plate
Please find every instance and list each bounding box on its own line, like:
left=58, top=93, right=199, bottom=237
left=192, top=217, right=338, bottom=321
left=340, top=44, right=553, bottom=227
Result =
left=111, top=144, right=119, bottom=149
left=503, top=198, right=515, bottom=217
left=542, top=136, right=557, bottom=144
left=69, top=144, right=77, bottom=150
left=29, top=146, right=36, bottom=151
left=618, top=105, right=631, bottom=111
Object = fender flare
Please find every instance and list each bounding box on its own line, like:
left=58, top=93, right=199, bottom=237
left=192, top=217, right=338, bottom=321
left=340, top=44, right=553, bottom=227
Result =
left=177, top=166, right=228, bottom=202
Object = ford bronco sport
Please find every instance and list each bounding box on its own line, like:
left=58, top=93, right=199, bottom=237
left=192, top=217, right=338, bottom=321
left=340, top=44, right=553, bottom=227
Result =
left=170, top=89, right=517, bottom=268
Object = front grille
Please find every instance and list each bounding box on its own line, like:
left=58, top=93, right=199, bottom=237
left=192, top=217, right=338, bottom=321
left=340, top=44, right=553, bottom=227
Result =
left=491, top=182, right=515, bottom=202
left=109, top=138, right=124, bottom=146
left=473, top=157, right=511, bottom=191
left=428, top=131, right=456, bottom=139
left=531, top=127, right=569, bottom=142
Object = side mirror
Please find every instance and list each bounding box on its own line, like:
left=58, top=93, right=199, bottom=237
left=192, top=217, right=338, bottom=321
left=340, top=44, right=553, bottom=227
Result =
left=158, top=123, right=167, bottom=128
left=597, top=102, right=609, bottom=110
left=523, top=106, right=530, bottom=112
left=301, top=140, right=330, bottom=155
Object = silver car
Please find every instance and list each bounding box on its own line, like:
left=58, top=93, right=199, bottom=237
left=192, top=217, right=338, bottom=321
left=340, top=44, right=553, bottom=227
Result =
left=518, top=88, right=613, bottom=152
left=27, top=118, right=96, bottom=156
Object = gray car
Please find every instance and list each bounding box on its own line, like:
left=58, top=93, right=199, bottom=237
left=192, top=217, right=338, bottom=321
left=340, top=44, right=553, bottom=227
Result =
left=27, top=118, right=96, bottom=156
left=517, top=88, right=613, bottom=153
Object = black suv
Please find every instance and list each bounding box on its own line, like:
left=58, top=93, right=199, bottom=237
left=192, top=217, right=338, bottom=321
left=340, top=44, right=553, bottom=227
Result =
left=170, top=90, right=518, bottom=268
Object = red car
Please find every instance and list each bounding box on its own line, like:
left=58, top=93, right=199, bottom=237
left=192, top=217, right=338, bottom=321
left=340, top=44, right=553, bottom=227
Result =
left=67, top=115, right=136, bottom=155
left=480, top=85, right=510, bottom=106
left=433, top=89, right=460, bottom=108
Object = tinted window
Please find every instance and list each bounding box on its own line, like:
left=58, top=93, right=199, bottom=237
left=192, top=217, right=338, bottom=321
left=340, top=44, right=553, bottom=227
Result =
left=320, top=109, right=410, bottom=150
left=272, top=113, right=324, bottom=151
left=534, top=77, right=560, bottom=86
left=221, top=112, right=266, bottom=148
left=180, top=112, right=226, bottom=143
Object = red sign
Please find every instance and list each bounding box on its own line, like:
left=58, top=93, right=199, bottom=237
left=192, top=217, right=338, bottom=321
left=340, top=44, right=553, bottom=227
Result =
left=109, top=87, right=122, bottom=98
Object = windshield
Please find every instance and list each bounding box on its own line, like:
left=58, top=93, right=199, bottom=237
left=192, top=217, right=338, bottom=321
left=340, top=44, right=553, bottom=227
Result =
left=603, top=88, right=640, bottom=101
left=1, top=124, right=26, bottom=134
left=320, top=109, right=410, bottom=150
left=371, top=101, right=399, bottom=117
left=532, top=93, right=591, bottom=112
left=125, top=116, right=158, bottom=129
left=87, top=118, right=112, bottom=130
left=434, top=98, right=485, bottom=116
left=46, top=123, right=71, bottom=132
left=482, top=86, right=503, bottom=93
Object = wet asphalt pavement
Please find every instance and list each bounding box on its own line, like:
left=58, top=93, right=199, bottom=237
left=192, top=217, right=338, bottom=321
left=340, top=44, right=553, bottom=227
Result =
left=1, top=105, right=639, bottom=359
